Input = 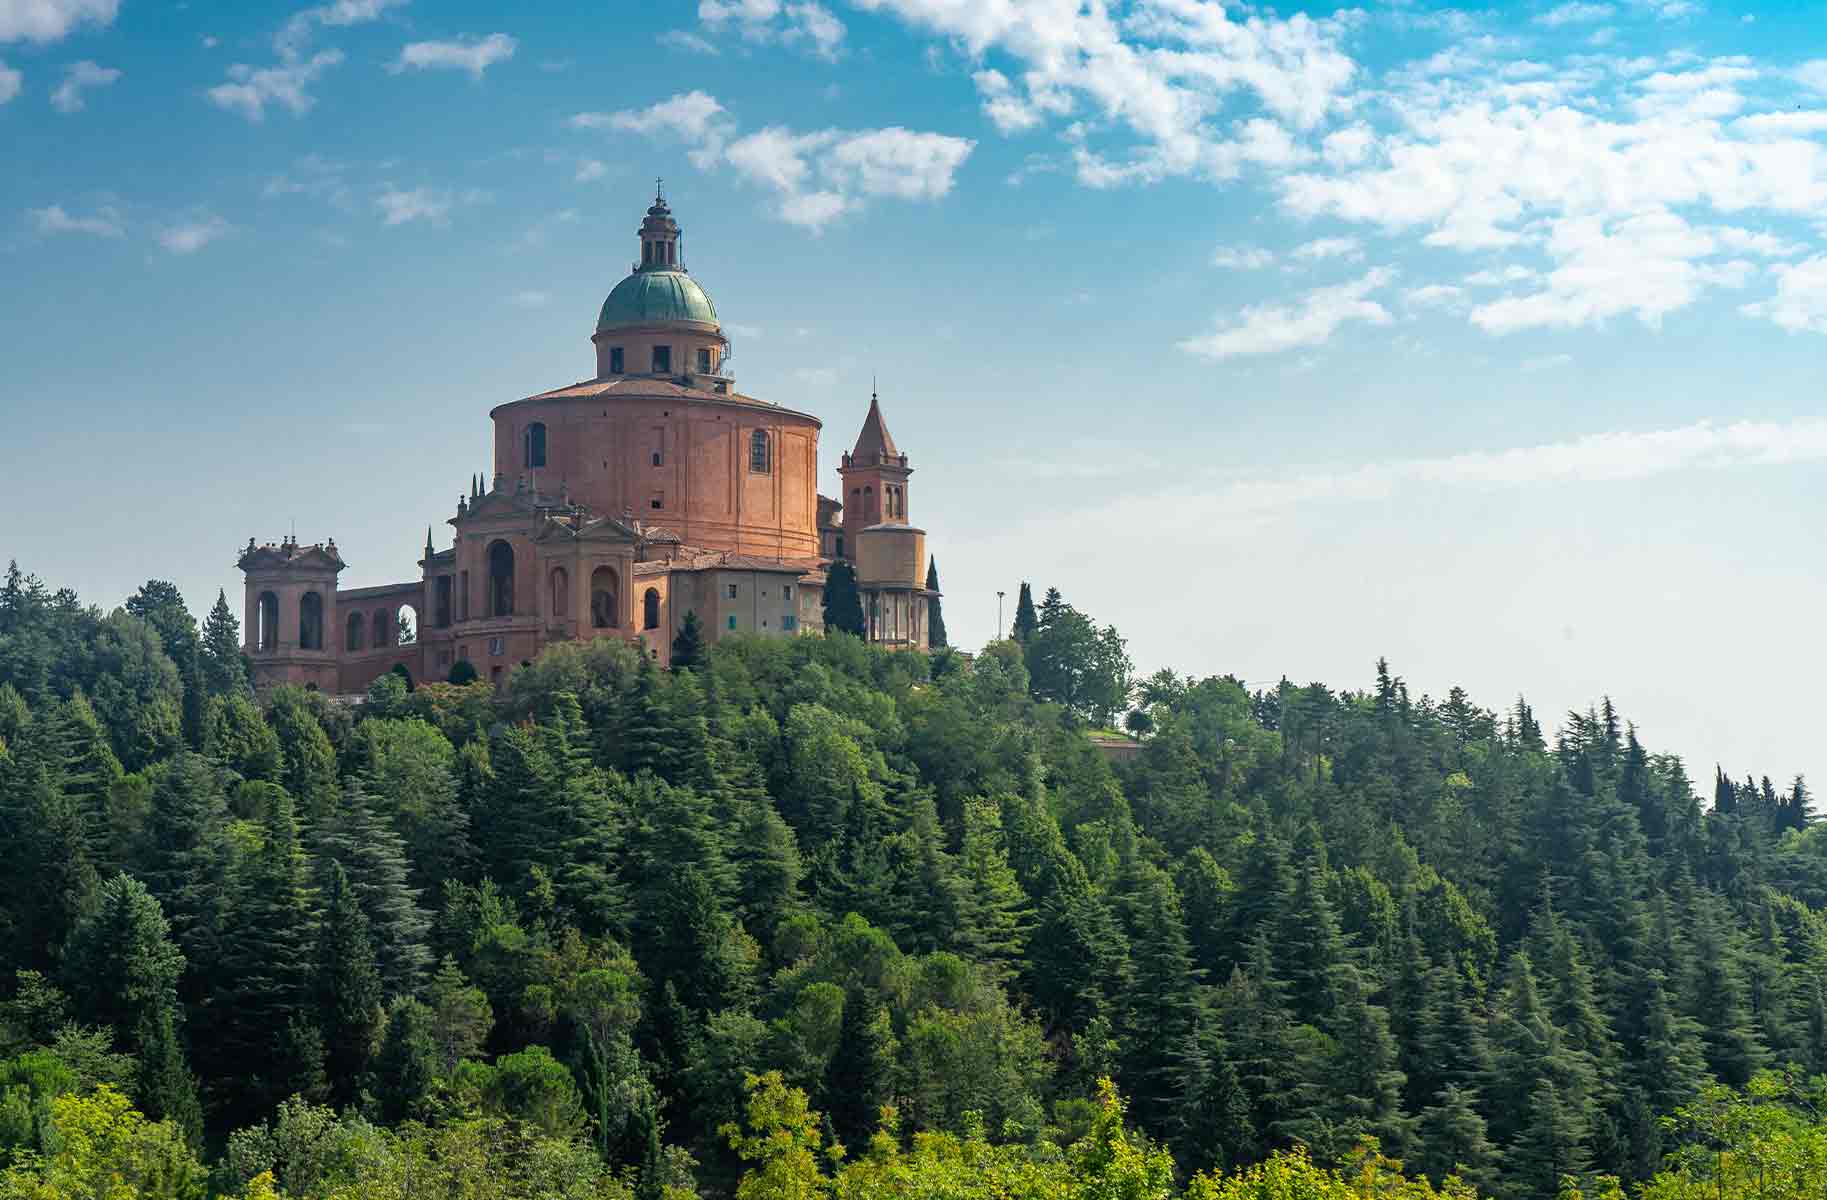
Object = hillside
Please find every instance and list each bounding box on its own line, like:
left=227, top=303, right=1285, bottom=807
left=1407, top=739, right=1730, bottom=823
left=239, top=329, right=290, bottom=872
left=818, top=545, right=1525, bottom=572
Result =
left=1, top=560, right=1824, bottom=1199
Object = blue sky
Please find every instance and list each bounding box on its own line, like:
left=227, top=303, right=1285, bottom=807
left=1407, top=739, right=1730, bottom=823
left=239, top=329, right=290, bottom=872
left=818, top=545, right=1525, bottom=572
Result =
left=5, top=0, right=1827, bottom=788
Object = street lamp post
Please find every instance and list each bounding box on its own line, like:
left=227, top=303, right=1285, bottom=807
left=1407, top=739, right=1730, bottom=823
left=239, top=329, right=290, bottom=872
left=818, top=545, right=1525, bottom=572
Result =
left=996, top=590, right=1005, bottom=640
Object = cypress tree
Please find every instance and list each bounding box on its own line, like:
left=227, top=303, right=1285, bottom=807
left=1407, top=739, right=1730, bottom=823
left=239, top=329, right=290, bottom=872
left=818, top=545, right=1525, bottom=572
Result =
left=1011, top=582, right=1037, bottom=643
left=670, top=610, right=706, bottom=671
left=314, top=861, right=383, bottom=1105
left=925, top=557, right=947, bottom=649
left=821, top=561, right=866, bottom=638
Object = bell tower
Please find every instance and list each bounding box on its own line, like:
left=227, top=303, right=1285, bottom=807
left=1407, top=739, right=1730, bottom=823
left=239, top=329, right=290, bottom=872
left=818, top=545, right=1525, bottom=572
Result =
left=237, top=535, right=345, bottom=692
left=839, top=390, right=928, bottom=649
left=837, top=388, right=912, bottom=553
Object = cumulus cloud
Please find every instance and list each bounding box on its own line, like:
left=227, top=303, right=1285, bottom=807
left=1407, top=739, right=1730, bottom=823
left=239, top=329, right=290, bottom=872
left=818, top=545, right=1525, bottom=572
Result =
left=158, top=215, right=230, bottom=254
left=389, top=33, right=516, bottom=78
left=1179, top=267, right=1395, bottom=360
left=275, top=0, right=406, bottom=56
left=582, top=90, right=973, bottom=231
left=207, top=50, right=342, bottom=120
left=1537, top=3, right=1614, bottom=25
left=27, top=203, right=121, bottom=236
left=0, top=0, right=117, bottom=43
left=50, top=59, right=117, bottom=112
left=1742, top=256, right=1827, bottom=333
left=699, top=0, right=845, bottom=61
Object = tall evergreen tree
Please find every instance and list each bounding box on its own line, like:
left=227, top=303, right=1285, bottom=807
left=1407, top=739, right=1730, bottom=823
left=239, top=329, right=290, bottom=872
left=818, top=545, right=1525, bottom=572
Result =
left=925, top=558, right=947, bottom=649
left=821, top=561, right=866, bottom=638
left=1011, top=582, right=1038, bottom=644
left=198, top=590, right=248, bottom=698
left=313, top=861, right=383, bottom=1106
left=62, top=873, right=185, bottom=1056
left=670, top=610, right=706, bottom=671
left=313, top=780, right=433, bottom=999
left=1117, top=864, right=1200, bottom=1135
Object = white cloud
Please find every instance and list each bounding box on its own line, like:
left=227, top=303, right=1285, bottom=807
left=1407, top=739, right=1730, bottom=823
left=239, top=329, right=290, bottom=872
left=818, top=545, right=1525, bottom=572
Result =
left=376, top=185, right=452, bottom=226
left=1291, top=235, right=1363, bottom=261
left=1742, top=255, right=1827, bottom=333
left=1179, top=267, right=1395, bottom=360
left=1537, top=3, right=1614, bottom=25
left=507, top=290, right=549, bottom=308
left=1798, top=61, right=1827, bottom=95
left=855, top=0, right=1356, bottom=186
left=575, top=159, right=607, bottom=182
left=50, top=59, right=117, bottom=113
left=659, top=29, right=719, bottom=55
left=389, top=33, right=516, bottom=78
left=1404, top=283, right=1464, bottom=308
left=207, top=50, right=342, bottom=120
left=1087, top=417, right=1827, bottom=531
left=725, top=321, right=761, bottom=339
left=1470, top=210, right=1747, bottom=333
left=1212, top=245, right=1273, bottom=269
left=276, top=0, right=406, bottom=56
left=700, top=0, right=845, bottom=61
left=0, top=60, right=18, bottom=103
left=158, top=215, right=229, bottom=254
left=27, top=203, right=121, bottom=236
left=0, top=0, right=117, bottom=43
left=1732, top=110, right=1827, bottom=138
left=593, top=91, right=973, bottom=232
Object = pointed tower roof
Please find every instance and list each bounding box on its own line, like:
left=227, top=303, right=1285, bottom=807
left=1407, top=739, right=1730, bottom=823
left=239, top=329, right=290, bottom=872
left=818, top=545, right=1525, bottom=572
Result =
left=850, top=389, right=900, bottom=463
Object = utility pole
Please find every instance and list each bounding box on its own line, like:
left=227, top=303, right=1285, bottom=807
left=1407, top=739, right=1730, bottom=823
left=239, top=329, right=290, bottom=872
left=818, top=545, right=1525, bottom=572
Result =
left=996, top=590, right=1005, bottom=640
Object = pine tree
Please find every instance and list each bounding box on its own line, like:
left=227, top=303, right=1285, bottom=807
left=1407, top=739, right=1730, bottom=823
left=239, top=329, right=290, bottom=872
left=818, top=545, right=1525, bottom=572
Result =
left=1117, top=864, right=1201, bottom=1136
left=670, top=610, right=706, bottom=671
left=374, top=998, right=439, bottom=1123
left=925, top=558, right=947, bottom=649
left=313, top=861, right=383, bottom=1106
left=199, top=590, right=248, bottom=698
left=426, top=955, right=494, bottom=1073
left=821, top=561, right=866, bottom=638
left=52, top=692, right=123, bottom=872
left=0, top=760, right=96, bottom=972
left=1415, top=1084, right=1499, bottom=1194
left=954, top=796, right=1032, bottom=985
left=135, top=1004, right=203, bottom=1145
left=62, top=873, right=185, bottom=1055
left=1328, top=966, right=1411, bottom=1159
left=207, top=786, right=320, bottom=1115
left=1011, top=582, right=1038, bottom=644
left=135, top=751, right=228, bottom=976
left=314, top=780, right=433, bottom=998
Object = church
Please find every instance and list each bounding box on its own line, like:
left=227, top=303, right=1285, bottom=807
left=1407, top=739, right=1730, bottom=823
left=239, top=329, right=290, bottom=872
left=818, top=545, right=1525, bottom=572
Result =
left=238, top=190, right=935, bottom=694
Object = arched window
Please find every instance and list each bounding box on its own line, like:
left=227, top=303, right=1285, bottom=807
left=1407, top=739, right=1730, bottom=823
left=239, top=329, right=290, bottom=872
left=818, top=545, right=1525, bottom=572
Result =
left=643, top=588, right=661, bottom=630
left=396, top=605, right=416, bottom=644
left=550, top=567, right=569, bottom=618
left=524, top=422, right=547, bottom=469
left=591, top=567, right=618, bottom=629
left=487, top=540, right=515, bottom=617
left=749, top=429, right=771, bottom=473
left=257, top=591, right=280, bottom=651
left=299, top=592, right=324, bottom=651
left=372, top=608, right=390, bottom=648
left=346, top=611, right=365, bottom=652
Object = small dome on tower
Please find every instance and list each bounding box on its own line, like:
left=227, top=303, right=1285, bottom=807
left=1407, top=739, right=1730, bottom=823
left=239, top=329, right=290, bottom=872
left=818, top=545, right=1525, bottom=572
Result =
left=596, top=186, right=720, bottom=333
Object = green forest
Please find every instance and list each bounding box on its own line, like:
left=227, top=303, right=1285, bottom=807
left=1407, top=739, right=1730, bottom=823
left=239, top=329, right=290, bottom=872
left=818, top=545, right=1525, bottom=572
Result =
left=3, top=561, right=1827, bottom=1200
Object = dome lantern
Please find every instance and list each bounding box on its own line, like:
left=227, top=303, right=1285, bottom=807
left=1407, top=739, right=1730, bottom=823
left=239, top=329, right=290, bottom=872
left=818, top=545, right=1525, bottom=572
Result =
left=636, top=180, right=681, bottom=272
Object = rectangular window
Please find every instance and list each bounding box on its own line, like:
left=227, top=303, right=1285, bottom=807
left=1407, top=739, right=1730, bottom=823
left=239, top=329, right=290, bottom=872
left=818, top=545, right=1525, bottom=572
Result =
left=609, top=347, right=624, bottom=374
left=727, top=615, right=737, bottom=631
left=650, top=493, right=663, bottom=510
left=488, top=637, right=505, bottom=656
left=652, top=345, right=671, bottom=373
left=696, top=347, right=712, bottom=373
left=783, top=615, right=797, bottom=631
left=783, top=585, right=792, bottom=602
left=727, top=583, right=738, bottom=599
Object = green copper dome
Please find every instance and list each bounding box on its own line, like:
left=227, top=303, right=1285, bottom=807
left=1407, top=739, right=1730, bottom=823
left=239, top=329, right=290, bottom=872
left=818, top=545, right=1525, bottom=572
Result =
left=597, top=269, right=719, bottom=331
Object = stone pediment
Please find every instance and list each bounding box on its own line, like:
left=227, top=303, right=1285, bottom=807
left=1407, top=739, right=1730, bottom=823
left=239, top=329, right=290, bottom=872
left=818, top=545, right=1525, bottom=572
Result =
left=531, top=514, right=640, bottom=545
